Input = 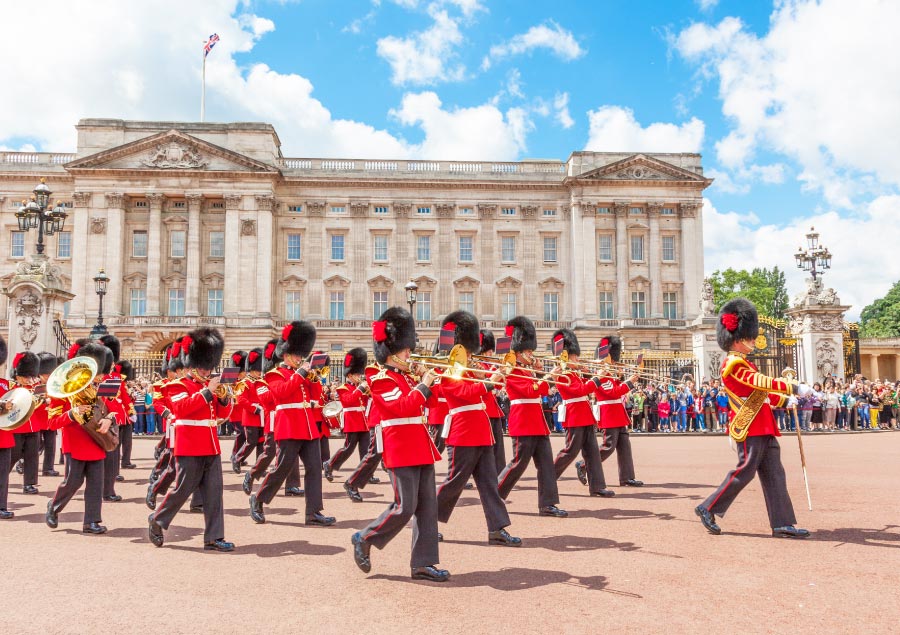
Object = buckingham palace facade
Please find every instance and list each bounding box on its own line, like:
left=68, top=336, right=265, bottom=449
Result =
left=0, top=118, right=711, bottom=355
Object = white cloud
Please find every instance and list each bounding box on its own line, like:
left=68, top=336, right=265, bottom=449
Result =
left=695, top=0, right=719, bottom=12
left=442, top=0, right=485, bottom=18
left=553, top=92, right=574, bottom=129
left=391, top=91, right=530, bottom=160
left=585, top=106, right=704, bottom=153
left=376, top=7, right=465, bottom=85
left=482, top=21, right=584, bottom=70
left=505, top=69, right=524, bottom=99
left=703, top=195, right=900, bottom=320
left=674, top=2, right=900, bottom=207
left=707, top=163, right=786, bottom=194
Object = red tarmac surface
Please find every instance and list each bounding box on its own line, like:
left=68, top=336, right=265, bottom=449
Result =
left=1, top=432, right=898, bottom=635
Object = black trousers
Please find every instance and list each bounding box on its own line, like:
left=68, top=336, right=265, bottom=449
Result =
left=554, top=426, right=606, bottom=492
left=50, top=457, right=103, bottom=525
left=154, top=455, right=224, bottom=544
left=257, top=439, right=323, bottom=515
left=234, top=426, right=264, bottom=466
left=40, top=430, right=57, bottom=473
left=438, top=445, right=510, bottom=532
left=320, top=436, right=331, bottom=463
left=360, top=465, right=439, bottom=568
left=103, top=447, right=119, bottom=497
left=249, top=433, right=277, bottom=480
left=328, top=430, right=370, bottom=471
left=151, top=451, right=176, bottom=496
left=497, top=435, right=560, bottom=509
left=427, top=425, right=446, bottom=455
left=10, top=432, right=40, bottom=487
left=346, top=430, right=382, bottom=490
left=599, top=427, right=637, bottom=484
left=490, top=418, right=506, bottom=477
left=702, top=436, right=797, bottom=528
left=231, top=422, right=245, bottom=461
left=119, top=424, right=133, bottom=466
left=0, top=447, right=10, bottom=510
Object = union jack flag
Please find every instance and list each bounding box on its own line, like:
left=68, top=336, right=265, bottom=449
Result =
left=203, top=33, right=220, bottom=57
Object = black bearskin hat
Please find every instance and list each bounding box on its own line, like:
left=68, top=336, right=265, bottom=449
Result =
left=77, top=342, right=114, bottom=375
left=716, top=297, right=758, bottom=352
left=478, top=329, right=495, bottom=354
left=245, top=347, right=264, bottom=373
left=169, top=338, right=185, bottom=373
left=262, top=339, right=281, bottom=372
left=0, top=334, right=7, bottom=367
left=373, top=307, right=417, bottom=365
left=552, top=328, right=581, bottom=357
left=12, top=351, right=40, bottom=378
left=343, top=347, right=368, bottom=376
left=442, top=310, right=480, bottom=354
left=183, top=328, right=225, bottom=371
left=99, top=334, right=121, bottom=362
left=506, top=316, right=537, bottom=353
left=117, top=359, right=135, bottom=381
left=230, top=350, right=248, bottom=370
left=277, top=321, right=316, bottom=358
left=38, top=351, right=59, bottom=376
left=599, top=335, right=623, bottom=362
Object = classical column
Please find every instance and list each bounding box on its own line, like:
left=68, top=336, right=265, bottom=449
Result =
left=614, top=202, right=629, bottom=319
left=145, top=193, right=164, bottom=316
left=568, top=201, right=584, bottom=321
left=870, top=353, right=880, bottom=381
left=680, top=201, right=703, bottom=320
left=393, top=203, right=411, bottom=309
left=223, top=194, right=242, bottom=317
left=580, top=204, right=598, bottom=320
left=477, top=204, right=496, bottom=318
left=255, top=195, right=274, bottom=317
left=104, top=193, right=125, bottom=317
left=306, top=202, right=325, bottom=317
left=648, top=202, right=662, bottom=318
left=350, top=202, right=369, bottom=319
left=69, top=192, right=92, bottom=321
left=184, top=194, right=202, bottom=316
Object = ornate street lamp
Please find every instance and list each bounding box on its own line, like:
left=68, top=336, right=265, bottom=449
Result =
left=90, top=268, right=110, bottom=337
left=405, top=280, right=418, bottom=320
left=794, top=226, right=832, bottom=281
left=15, top=178, right=69, bottom=255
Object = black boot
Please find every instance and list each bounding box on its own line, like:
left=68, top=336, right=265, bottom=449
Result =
left=82, top=522, right=107, bottom=534
left=351, top=531, right=371, bottom=572
left=488, top=528, right=522, bottom=547
left=411, top=566, right=450, bottom=582
left=249, top=494, right=265, bottom=524
left=772, top=526, right=810, bottom=539
left=695, top=505, right=721, bottom=535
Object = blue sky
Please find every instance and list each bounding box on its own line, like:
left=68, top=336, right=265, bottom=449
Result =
left=1, top=0, right=898, bottom=318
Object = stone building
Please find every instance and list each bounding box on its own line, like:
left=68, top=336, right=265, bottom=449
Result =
left=0, top=118, right=711, bottom=355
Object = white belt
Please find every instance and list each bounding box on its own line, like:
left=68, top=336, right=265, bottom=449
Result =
left=510, top=398, right=541, bottom=405
left=448, top=403, right=486, bottom=416
left=563, top=396, right=590, bottom=405
left=343, top=407, right=365, bottom=413
left=380, top=416, right=423, bottom=428
left=437, top=398, right=448, bottom=403
left=597, top=399, right=624, bottom=406
left=276, top=402, right=312, bottom=410
left=174, top=419, right=217, bottom=427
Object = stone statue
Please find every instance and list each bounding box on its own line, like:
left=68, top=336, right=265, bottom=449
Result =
left=700, top=278, right=716, bottom=317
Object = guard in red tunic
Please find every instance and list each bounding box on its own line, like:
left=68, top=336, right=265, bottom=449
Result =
left=116, top=359, right=138, bottom=470
left=46, top=342, right=119, bottom=534
left=146, top=342, right=182, bottom=509
left=99, top=334, right=126, bottom=492
left=435, top=311, right=520, bottom=546
left=232, top=348, right=266, bottom=472
left=36, top=352, right=61, bottom=478
left=342, top=380, right=384, bottom=502
left=579, top=335, right=643, bottom=488
left=478, top=330, right=506, bottom=475
left=550, top=329, right=614, bottom=497
left=9, top=352, right=42, bottom=495
left=0, top=335, right=14, bottom=520
left=426, top=375, right=448, bottom=456
left=324, top=348, right=371, bottom=481
left=351, top=307, right=449, bottom=582
left=695, top=298, right=811, bottom=538
left=308, top=352, right=330, bottom=464
left=497, top=316, right=567, bottom=517
left=227, top=350, right=248, bottom=468
left=148, top=328, right=235, bottom=551
left=249, top=321, right=335, bottom=526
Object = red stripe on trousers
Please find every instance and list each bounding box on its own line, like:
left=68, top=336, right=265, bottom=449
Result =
left=707, top=440, right=750, bottom=510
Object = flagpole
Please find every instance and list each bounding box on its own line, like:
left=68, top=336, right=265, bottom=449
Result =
left=200, top=49, right=206, bottom=123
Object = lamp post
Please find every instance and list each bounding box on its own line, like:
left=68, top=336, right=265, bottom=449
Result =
left=14, top=178, right=69, bottom=255
left=405, top=280, right=418, bottom=320
left=90, top=269, right=110, bottom=337
left=793, top=226, right=832, bottom=281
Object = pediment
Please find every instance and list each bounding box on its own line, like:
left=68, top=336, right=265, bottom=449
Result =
left=65, top=129, right=280, bottom=174
left=453, top=275, right=481, bottom=288
left=538, top=276, right=565, bottom=289
left=569, top=154, right=712, bottom=186
left=279, top=274, right=307, bottom=287
left=412, top=275, right=438, bottom=288
left=367, top=275, right=395, bottom=287
left=495, top=276, right=522, bottom=288
left=323, top=275, right=351, bottom=288
left=161, top=272, right=185, bottom=283
left=201, top=272, right=224, bottom=286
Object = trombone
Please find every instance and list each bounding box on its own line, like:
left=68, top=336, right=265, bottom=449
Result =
left=410, top=345, right=501, bottom=386
left=470, top=351, right=573, bottom=386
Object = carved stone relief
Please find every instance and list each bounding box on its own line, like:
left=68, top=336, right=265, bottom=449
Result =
left=306, top=201, right=326, bottom=217
left=240, top=219, right=257, bottom=236
left=224, top=193, right=242, bottom=210
left=90, top=217, right=107, bottom=234
left=699, top=278, right=716, bottom=317
left=477, top=204, right=496, bottom=219
left=142, top=141, right=208, bottom=169
left=816, top=338, right=838, bottom=378
left=255, top=195, right=275, bottom=212
left=393, top=203, right=411, bottom=218
left=105, top=192, right=126, bottom=208
left=680, top=202, right=702, bottom=218
left=708, top=351, right=723, bottom=379
left=350, top=202, right=369, bottom=217
left=436, top=204, right=454, bottom=218
left=15, top=289, right=44, bottom=349
left=73, top=192, right=92, bottom=207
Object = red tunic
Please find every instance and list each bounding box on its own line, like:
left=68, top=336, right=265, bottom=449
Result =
left=237, top=379, right=266, bottom=429
left=309, top=381, right=329, bottom=437
left=557, top=371, right=600, bottom=429
left=365, top=366, right=439, bottom=469
left=594, top=377, right=632, bottom=429
left=720, top=354, right=793, bottom=438
left=442, top=373, right=495, bottom=447
left=163, top=376, right=232, bottom=457
left=426, top=382, right=449, bottom=430
left=505, top=366, right=550, bottom=437
left=477, top=361, right=504, bottom=419
left=337, top=383, right=369, bottom=434
left=0, top=379, right=13, bottom=449
left=48, top=396, right=117, bottom=462
left=265, top=366, right=320, bottom=442
left=12, top=383, right=41, bottom=434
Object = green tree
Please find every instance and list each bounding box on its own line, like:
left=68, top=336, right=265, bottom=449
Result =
left=709, top=266, right=790, bottom=319
left=859, top=280, right=900, bottom=337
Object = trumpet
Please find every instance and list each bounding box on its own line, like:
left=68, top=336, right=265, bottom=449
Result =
left=410, top=346, right=501, bottom=386
left=470, top=351, right=573, bottom=386
left=190, top=369, right=233, bottom=400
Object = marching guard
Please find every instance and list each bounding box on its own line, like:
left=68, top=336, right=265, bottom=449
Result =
left=227, top=350, right=249, bottom=468
left=149, top=328, right=235, bottom=551
left=9, top=352, right=42, bottom=495
left=37, top=352, right=61, bottom=478
left=324, top=348, right=371, bottom=482
left=497, top=317, right=568, bottom=518
left=351, top=307, right=449, bottom=582
left=695, top=298, right=811, bottom=538
left=477, top=329, right=506, bottom=476
left=0, top=335, right=13, bottom=519
left=232, top=348, right=266, bottom=472
left=117, top=359, right=137, bottom=470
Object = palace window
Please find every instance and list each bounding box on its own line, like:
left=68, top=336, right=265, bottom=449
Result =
left=501, top=292, right=517, bottom=321
left=171, top=201, right=186, bottom=209
left=543, top=236, right=557, bottom=263
left=662, top=207, right=675, bottom=215
left=134, top=200, right=148, bottom=208
left=459, top=207, right=473, bottom=215
left=288, top=205, right=303, bottom=213
left=598, top=235, right=613, bottom=262
left=132, top=231, right=148, bottom=258
left=330, top=291, right=345, bottom=320
left=631, top=291, right=647, bottom=319
left=130, top=289, right=146, bottom=317
left=662, top=236, right=676, bottom=262
left=417, top=207, right=431, bottom=215
left=596, top=207, right=611, bottom=215
left=501, top=207, right=516, bottom=216
left=542, top=209, right=557, bottom=217
left=210, top=201, right=225, bottom=210
left=599, top=292, right=615, bottom=319
left=630, top=207, right=643, bottom=215
left=501, top=236, right=516, bottom=263
left=331, top=206, right=346, bottom=214
left=458, top=236, right=473, bottom=263
left=630, top=235, right=644, bottom=262
left=11, top=231, right=25, bottom=258
left=170, top=230, right=186, bottom=258
left=458, top=291, right=474, bottom=313
left=373, top=291, right=388, bottom=319
left=287, top=234, right=302, bottom=261
left=56, top=231, right=71, bottom=259
left=664, top=292, right=678, bottom=319
left=168, top=289, right=185, bottom=316
left=207, top=289, right=224, bottom=317
left=373, top=235, right=389, bottom=263
left=416, top=235, right=431, bottom=262
left=330, top=234, right=345, bottom=261
left=544, top=292, right=559, bottom=321
left=374, top=206, right=389, bottom=214
left=415, top=292, right=432, bottom=321
left=209, top=231, right=224, bottom=258
left=285, top=291, right=302, bottom=320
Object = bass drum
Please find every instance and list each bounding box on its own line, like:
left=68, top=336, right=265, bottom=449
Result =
left=0, top=387, right=39, bottom=432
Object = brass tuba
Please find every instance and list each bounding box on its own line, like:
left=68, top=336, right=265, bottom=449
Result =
left=47, top=357, right=120, bottom=452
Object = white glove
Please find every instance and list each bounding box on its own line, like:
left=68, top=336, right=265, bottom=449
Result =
left=797, top=383, right=813, bottom=397
left=129, top=415, right=137, bottom=423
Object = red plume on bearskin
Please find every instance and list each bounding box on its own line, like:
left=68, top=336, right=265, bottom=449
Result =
left=344, top=347, right=368, bottom=376
left=278, top=320, right=316, bottom=358
left=372, top=320, right=387, bottom=343
left=716, top=297, right=758, bottom=352
left=282, top=323, right=293, bottom=342
left=183, top=328, right=224, bottom=371
left=441, top=311, right=480, bottom=353
left=506, top=316, right=537, bottom=352
left=552, top=328, right=580, bottom=357
left=245, top=347, right=263, bottom=373
left=372, top=307, right=416, bottom=365
left=67, top=342, right=81, bottom=359
left=231, top=350, right=248, bottom=369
